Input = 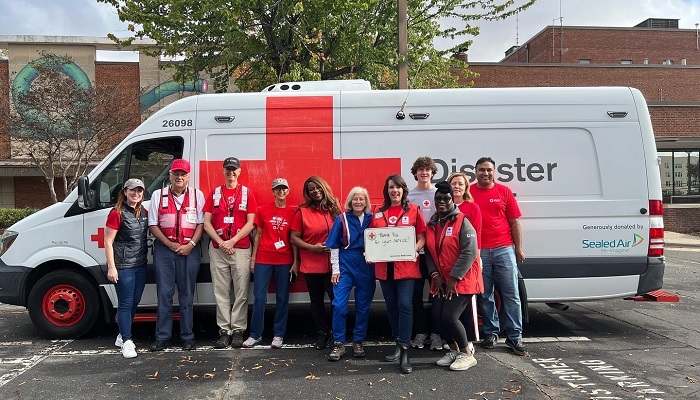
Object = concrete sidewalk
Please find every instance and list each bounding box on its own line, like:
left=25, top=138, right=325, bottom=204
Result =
left=665, top=231, right=700, bottom=248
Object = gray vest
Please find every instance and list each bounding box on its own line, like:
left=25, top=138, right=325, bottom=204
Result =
left=114, top=206, right=148, bottom=269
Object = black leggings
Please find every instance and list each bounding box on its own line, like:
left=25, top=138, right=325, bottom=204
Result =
left=432, top=294, right=478, bottom=350
left=304, top=273, right=333, bottom=334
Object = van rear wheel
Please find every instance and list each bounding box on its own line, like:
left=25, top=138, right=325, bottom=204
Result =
left=28, top=271, right=100, bottom=338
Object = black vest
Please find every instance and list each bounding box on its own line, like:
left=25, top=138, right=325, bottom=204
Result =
left=114, top=206, right=148, bottom=269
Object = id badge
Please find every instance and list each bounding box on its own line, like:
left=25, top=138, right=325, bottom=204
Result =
left=223, top=216, right=234, bottom=224
left=186, top=210, right=198, bottom=224
left=274, top=240, right=286, bottom=250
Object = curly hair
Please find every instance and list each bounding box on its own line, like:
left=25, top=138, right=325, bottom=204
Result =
left=410, top=156, right=437, bottom=180
left=301, top=176, right=341, bottom=217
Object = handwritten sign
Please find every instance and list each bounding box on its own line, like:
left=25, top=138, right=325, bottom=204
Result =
left=364, top=227, right=417, bottom=263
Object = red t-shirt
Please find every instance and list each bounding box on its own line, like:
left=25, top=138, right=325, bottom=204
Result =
left=290, top=207, right=334, bottom=274
left=254, top=204, right=296, bottom=265
left=106, top=208, right=122, bottom=230
left=204, top=185, right=257, bottom=248
left=457, top=201, right=482, bottom=249
left=471, top=183, right=521, bottom=249
left=384, top=205, right=427, bottom=234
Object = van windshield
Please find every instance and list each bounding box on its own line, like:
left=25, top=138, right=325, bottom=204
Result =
left=91, top=137, right=184, bottom=208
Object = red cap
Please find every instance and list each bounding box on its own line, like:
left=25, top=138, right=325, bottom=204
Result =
left=170, top=159, right=191, bottom=173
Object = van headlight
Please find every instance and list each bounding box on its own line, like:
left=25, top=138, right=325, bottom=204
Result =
left=0, top=230, right=18, bottom=257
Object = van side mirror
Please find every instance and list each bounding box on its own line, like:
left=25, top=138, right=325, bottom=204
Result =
left=77, top=176, right=95, bottom=209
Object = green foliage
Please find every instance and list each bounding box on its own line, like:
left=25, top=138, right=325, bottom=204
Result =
left=100, top=0, right=535, bottom=91
left=0, top=208, right=38, bottom=229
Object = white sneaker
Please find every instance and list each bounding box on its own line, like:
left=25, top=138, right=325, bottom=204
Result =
left=121, top=340, right=137, bottom=359
left=411, top=333, right=427, bottom=349
left=242, top=337, right=262, bottom=348
left=429, top=333, right=443, bottom=351
left=271, top=337, right=284, bottom=349
left=449, top=352, right=477, bottom=371
left=435, top=351, right=459, bottom=367
left=114, top=334, right=123, bottom=348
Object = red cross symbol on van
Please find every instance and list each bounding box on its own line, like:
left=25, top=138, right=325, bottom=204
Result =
left=199, top=96, right=401, bottom=205
left=90, top=228, right=105, bottom=248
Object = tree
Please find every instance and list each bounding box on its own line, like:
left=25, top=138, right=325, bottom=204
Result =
left=101, top=0, right=534, bottom=91
left=9, top=53, right=137, bottom=203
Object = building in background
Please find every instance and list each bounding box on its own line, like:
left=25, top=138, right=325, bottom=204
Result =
left=466, top=18, right=700, bottom=233
left=0, top=35, right=214, bottom=208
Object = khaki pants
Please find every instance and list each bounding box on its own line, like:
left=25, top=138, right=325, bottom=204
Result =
left=209, top=244, right=251, bottom=334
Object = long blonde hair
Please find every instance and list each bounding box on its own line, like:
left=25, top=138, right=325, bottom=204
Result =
left=447, top=172, right=473, bottom=202
left=114, top=186, right=144, bottom=219
left=344, top=186, right=371, bottom=213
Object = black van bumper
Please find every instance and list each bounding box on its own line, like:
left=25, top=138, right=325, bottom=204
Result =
left=637, top=256, right=665, bottom=295
left=0, top=260, right=29, bottom=306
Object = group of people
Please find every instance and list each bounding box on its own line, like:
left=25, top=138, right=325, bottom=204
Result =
left=104, top=155, right=527, bottom=375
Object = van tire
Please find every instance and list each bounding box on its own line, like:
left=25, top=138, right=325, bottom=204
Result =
left=27, top=271, right=100, bottom=338
left=518, top=278, right=529, bottom=333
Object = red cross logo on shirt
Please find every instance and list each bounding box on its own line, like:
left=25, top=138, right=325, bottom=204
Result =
left=199, top=96, right=401, bottom=206
left=90, top=228, right=105, bottom=248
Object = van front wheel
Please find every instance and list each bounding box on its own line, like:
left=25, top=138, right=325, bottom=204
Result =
left=28, top=271, right=100, bottom=338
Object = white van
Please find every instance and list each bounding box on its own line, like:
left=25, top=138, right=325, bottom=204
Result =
left=0, top=80, right=665, bottom=338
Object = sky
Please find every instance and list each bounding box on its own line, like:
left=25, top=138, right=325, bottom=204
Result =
left=1, top=0, right=700, bottom=62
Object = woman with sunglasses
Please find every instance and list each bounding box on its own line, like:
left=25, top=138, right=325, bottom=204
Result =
left=371, top=175, right=426, bottom=374
left=104, top=178, right=148, bottom=358
left=290, top=176, right=342, bottom=349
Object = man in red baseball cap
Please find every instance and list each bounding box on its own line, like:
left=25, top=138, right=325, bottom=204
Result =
left=147, top=158, right=206, bottom=351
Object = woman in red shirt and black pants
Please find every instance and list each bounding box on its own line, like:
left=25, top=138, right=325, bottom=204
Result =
left=290, top=176, right=341, bottom=349
left=371, top=175, right=426, bottom=374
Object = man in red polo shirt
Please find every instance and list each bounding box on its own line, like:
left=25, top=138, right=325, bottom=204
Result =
left=203, top=157, right=257, bottom=348
left=470, top=156, right=527, bottom=356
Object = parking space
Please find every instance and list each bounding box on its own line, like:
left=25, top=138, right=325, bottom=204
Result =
left=0, top=249, right=698, bottom=399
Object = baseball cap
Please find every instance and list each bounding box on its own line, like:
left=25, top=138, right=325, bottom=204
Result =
left=272, top=178, right=289, bottom=189
left=170, top=159, right=190, bottom=173
left=123, top=178, right=145, bottom=190
left=223, top=157, right=241, bottom=170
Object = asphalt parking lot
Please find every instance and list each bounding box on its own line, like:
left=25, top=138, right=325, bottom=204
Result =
left=0, top=248, right=698, bottom=400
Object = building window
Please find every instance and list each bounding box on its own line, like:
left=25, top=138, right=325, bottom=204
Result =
left=620, top=60, right=632, bottom=64
left=577, top=59, right=591, bottom=64
left=663, top=59, right=673, bottom=65
left=660, top=150, right=700, bottom=203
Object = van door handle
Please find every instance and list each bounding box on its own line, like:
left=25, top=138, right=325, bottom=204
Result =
left=215, top=116, right=235, bottom=123
left=409, top=113, right=430, bottom=120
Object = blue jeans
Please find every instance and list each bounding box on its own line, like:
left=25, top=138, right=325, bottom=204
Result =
left=154, top=241, right=201, bottom=342
left=115, top=266, right=146, bottom=341
left=380, top=279, right=414, bottom=347
left=249, top=264, right=291, bottom=339
left=479, top=246, right=522, bottom=342
left=332, top=258, right=376, bottom=343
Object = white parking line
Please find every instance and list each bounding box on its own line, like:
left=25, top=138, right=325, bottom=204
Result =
left=0, top=336, right=591, bottom=358
left=0, top=340, right=72, bottom=388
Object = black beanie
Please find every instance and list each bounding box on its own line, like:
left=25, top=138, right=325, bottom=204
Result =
left=435, top=181, right=451, bottom=195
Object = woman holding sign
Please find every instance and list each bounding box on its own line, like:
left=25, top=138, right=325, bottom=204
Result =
left=326, top=187, right=374, bottom=361
left=425, top=181, right=482, bottom=371
left=370, top=175, right=426, bottom=374
left=290, top=176, right=342, bottom=350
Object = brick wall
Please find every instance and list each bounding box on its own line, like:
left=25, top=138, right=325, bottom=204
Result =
left=664, top=206, right=700, bottom=234
left=650, top=107, right=700, bottom=136
left=94, top=62, right=141, bottom=154
left=0, top=61, right=10, bottom=159
left=505, top=27, right=700, bottom=65
left=14, top=177, right=66, bottom=209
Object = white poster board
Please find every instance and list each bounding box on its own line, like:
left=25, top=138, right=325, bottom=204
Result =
left=364, top=227, right=417, bottom=263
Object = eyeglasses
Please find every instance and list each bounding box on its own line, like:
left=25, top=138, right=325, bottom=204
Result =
left=273, top=186, right=288, bottom=191
left=170, top=171, right=188, bottom=177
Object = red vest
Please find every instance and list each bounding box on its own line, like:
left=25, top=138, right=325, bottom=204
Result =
left=371, top=203, right=421, bottom=280
left=425, top=213, right=483, bottom=295
left=210, top=185, right=251, bottom=249
left=158, top=187, right=199, bottom=245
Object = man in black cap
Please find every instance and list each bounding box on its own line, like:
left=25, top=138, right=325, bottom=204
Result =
left=203, top=157, right=258, bottom=348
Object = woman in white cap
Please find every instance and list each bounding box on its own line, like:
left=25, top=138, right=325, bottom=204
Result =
left=243, top=178, right=298, bottom=348
left=104, top=178, right=148, bottom=358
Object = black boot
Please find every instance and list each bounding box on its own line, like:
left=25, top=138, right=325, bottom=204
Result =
left=384, top=343, right=401, bottom=362
left=399, top=345, right=412, bottom=374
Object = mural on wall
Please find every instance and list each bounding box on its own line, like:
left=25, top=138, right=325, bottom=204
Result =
left=139, top=78, right=208, bottom=112
left=12, top=54, right=208, bottom=118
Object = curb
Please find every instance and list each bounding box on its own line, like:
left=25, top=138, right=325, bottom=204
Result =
left=666, top=242, right=700, bottom=249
